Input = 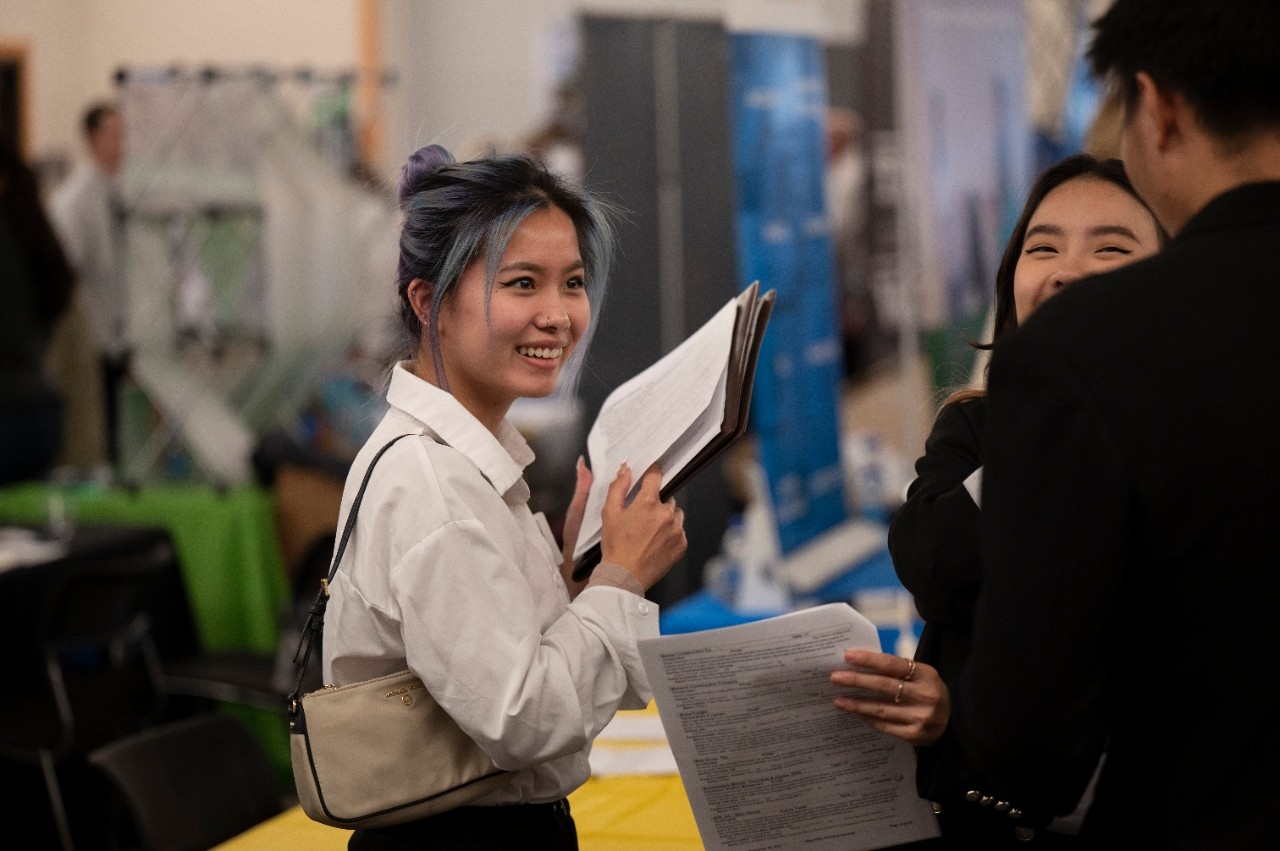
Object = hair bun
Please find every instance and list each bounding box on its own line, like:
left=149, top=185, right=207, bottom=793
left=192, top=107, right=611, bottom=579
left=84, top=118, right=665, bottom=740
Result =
left=397, top=144, right=455, bottom=207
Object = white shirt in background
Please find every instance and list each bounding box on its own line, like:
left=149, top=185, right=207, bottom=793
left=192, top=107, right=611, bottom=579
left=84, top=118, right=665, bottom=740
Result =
left=50, top=163, right=126, bottom=358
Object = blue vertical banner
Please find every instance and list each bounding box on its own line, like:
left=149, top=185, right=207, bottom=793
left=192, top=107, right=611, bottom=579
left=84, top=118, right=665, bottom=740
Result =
left=730, top=32, right=848, bottom=554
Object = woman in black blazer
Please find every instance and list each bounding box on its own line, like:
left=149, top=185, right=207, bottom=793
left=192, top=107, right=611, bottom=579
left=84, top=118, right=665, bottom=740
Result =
left=830, top=154, right=1165, bottom=847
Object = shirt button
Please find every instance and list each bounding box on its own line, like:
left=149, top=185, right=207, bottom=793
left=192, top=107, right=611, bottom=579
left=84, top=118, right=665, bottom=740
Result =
left=638, top=602, right=650, bottom=615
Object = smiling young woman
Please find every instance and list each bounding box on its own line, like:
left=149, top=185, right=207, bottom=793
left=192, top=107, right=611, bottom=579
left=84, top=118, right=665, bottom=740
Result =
left=407, top=204, right=590, bottom=433
left=833, top=154, right=1165, bottom=848
left=1011, top=174, right=1161, bottom=325
left=323, top=145, right=687, bottom=850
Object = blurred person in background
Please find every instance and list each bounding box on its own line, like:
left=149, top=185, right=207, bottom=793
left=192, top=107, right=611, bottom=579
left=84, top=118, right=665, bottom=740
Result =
left=826, top=106, right=889, bottom=382
left=0, top=141, right=76, bottom=485
left=50, top=100, right=127, bottom=467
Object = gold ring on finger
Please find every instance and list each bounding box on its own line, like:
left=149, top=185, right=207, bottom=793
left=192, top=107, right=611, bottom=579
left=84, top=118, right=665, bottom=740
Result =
left=894, top=681, right=905, bottom=705
left=904, top=659, right=916, bottom=682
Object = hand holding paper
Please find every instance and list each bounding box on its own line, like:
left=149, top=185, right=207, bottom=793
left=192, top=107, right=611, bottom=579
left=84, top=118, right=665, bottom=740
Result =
left=597, top=462, right=687, bottom=591
left=831, top=648, right=951, bottom=747
left=638, top=604, right=940, bottom=851
left=572, top=281, right=774, bottom=580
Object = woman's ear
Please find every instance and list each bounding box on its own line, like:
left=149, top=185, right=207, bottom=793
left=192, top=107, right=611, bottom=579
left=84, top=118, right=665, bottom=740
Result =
left=407, top=278, right=433, bottom=325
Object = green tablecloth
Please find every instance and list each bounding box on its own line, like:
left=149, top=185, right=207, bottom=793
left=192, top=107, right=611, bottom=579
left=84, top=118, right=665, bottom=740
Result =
left=0, top=482, right=288, bottom=654
left=1, top=481, right=295, bottom=777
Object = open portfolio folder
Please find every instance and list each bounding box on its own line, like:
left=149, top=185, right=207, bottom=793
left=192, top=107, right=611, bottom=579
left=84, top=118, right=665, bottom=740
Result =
left=638, top=603, right=941, bottom=851
left=572, top=281, right=776, bottom=580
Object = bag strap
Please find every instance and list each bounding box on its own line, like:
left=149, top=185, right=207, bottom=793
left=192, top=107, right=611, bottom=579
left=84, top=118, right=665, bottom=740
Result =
left=288, top=433, right=415, bottom=711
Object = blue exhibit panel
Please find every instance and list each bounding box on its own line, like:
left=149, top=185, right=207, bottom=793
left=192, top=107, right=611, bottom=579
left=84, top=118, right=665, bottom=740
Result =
left=729, top=31, right=848, bottom=555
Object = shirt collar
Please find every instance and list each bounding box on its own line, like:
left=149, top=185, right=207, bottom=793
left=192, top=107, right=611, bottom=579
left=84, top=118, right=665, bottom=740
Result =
left=386, top=362, right=534, bottom=496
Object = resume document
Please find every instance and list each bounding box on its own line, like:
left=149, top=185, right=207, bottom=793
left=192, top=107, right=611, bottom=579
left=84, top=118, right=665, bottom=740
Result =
left=638, top=604, right=940, bottom=850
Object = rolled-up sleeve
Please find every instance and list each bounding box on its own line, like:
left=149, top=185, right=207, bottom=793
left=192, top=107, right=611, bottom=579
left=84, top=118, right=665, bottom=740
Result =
left=392, top=510, right=658, bottom=771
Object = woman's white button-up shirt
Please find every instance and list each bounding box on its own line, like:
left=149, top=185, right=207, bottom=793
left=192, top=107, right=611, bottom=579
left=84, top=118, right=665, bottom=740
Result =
left=323, top=363, right=658, bottom=804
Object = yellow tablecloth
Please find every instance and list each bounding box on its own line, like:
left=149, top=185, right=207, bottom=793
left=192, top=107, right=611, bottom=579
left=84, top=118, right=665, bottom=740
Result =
left=570, top=774, right=702, bottom=850
left=214, top=774, right=701, bottom=850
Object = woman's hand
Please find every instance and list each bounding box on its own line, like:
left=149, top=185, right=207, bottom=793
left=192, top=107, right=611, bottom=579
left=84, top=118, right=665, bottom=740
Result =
left=830, top=650, right=950, bottom=746
left=559, top=456, right=593, bottom=598
left=600, top=463, right=687, bottom=590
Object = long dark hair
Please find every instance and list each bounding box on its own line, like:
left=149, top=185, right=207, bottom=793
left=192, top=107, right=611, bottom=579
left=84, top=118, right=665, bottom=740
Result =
left=943, top=154, right=1163, bottom=407
left=986, top=153, right=1162, bottom=348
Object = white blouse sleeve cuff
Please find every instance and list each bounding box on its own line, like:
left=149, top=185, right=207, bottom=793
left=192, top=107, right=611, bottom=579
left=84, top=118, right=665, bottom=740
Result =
left=572, top=581, right=661, bottom=708
left=585, top=561, right=645, bottom=597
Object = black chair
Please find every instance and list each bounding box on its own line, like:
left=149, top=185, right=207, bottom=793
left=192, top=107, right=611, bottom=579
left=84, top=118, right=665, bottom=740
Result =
left=159, top=532, right=332, bottom=713
left=88, top=710, right=291, bottom=851
left=160, top=436, right=351, bottom=717
left=0, top=540, right=173, bottom=850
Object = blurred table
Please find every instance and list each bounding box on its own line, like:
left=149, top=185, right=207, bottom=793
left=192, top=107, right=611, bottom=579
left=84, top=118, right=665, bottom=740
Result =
left=0, top=524, right=198, bottom=683
left=0, top=482, right=288, bottom=654
left=0, top=483, right=294, bottom=777
left=0, top=522, right=212, bottom=844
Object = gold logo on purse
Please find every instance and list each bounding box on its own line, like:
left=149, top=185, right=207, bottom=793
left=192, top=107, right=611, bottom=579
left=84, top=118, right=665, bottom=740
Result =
left=384, top=680, right=424, bottom=700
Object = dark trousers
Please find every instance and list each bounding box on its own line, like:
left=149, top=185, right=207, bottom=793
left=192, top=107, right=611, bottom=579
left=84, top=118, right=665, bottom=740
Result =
left=348, top=799, right=578, bottom=851
left=101, top=353, right=129, bottom=465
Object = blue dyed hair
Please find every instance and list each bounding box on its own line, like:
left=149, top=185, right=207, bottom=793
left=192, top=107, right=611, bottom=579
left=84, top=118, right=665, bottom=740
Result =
left=395, top=144, right=618, bottom=394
